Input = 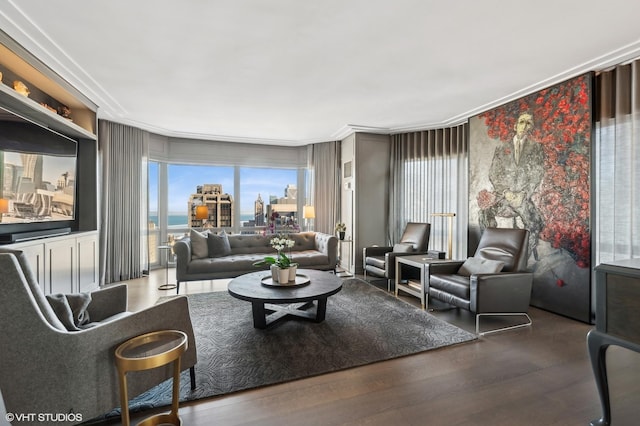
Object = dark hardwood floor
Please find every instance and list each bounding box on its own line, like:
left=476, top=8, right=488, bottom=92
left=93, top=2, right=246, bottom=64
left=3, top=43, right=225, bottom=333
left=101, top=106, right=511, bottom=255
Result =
left=96, top=270, right=640, bottom=426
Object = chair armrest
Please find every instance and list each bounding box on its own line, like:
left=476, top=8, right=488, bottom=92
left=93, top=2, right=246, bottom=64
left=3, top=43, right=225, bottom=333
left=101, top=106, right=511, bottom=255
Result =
left=470, top=272, right=533, bottom=313
left=363, top=246, right=393, bottom=257
left=173, top=238, right=192, bottom=281
left=87, top=284, right=128, bottom=321
left=426, top=260, right=465, bottom=275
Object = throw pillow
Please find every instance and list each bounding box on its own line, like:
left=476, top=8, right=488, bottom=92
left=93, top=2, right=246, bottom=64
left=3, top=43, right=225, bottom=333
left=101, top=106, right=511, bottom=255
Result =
left=393, top=243, right=415, bottom=253
left=46, top=292, right=92, bottom=331
left=457, top=257, right=505, bottom=277
left=208, top=231, right=232, bottom=258
left=190, top=229, right=209, bottom=259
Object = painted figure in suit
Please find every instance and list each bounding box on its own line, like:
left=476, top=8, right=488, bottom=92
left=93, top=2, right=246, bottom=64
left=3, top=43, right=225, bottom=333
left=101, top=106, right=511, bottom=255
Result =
left=479, top=112, right=544, bottom=259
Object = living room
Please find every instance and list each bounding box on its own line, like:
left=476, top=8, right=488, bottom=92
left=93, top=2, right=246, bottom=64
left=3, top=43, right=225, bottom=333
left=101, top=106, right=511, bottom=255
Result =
left=1, top=2, right=640, bottom=425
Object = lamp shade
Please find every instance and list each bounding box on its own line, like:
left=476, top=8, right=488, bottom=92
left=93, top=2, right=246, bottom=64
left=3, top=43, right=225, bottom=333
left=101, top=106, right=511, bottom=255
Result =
left=303, top=205, right=315, bottom=219
left=0, top=199, right=8, bottom=214
left=195, top=205, right=208, bottom=220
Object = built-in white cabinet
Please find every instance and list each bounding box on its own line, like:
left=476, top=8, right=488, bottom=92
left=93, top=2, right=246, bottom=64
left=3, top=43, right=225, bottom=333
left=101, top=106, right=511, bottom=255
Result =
left=8, top=231, right=99, bottom=295
left=45, top=238, right=76, bottom=294
left=16, top=243, right=46, bottom=293
left=76, top=233, right=99, bottom=293
left=0, top=33, right=100, bottom=294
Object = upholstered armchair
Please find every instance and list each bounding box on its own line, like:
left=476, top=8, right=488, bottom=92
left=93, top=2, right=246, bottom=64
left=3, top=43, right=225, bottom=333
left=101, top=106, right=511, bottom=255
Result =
left=0, top=249, right=198, bottom=424
left=363, top=222, right=431, bottom=291
left=426, top=227, right=533, bottom=335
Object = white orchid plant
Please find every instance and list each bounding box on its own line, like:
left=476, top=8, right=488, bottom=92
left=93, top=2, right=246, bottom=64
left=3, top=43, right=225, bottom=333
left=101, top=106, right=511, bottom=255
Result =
left=253, top=235, right=296, bottom=269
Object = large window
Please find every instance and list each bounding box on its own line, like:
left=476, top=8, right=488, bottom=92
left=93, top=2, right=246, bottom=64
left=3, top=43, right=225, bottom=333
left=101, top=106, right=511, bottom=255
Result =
left=167, top=164, right=234, bottom=227
left=240, top=167, right=299, bottom=233
left=148, top=161, right=305, bottom=267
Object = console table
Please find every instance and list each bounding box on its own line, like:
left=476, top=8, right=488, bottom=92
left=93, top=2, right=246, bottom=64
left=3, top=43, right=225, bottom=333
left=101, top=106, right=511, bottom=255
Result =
left=588, top=258, right=640, bottom=426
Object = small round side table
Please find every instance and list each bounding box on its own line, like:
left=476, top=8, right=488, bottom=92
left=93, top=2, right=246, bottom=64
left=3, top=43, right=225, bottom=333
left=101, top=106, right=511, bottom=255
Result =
left=158, top=245, right=177, bottom=290
left=115, top=330, right=188, bottom=426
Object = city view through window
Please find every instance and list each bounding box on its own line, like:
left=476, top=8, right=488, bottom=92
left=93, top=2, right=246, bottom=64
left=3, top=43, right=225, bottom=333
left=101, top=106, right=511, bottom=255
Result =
left=148, top=162, right=303, bottom=264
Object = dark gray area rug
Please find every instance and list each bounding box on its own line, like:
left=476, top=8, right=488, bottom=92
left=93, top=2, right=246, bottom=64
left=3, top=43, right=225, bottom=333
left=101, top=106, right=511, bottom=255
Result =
left=127, top=278, right=476, bottom=411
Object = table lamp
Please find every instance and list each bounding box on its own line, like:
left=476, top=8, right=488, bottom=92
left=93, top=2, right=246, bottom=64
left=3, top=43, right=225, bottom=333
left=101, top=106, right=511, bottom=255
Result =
left=303, top=205, right=315, bottom=231
left=0, top=199, right=8, bottom=223
left=195, top=205, right=208, bottom=230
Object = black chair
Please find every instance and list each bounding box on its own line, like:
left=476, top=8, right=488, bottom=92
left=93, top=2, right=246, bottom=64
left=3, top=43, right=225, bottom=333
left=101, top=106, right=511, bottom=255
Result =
left=363, top=222, right=431, bottom=291
left=426, top=227, right=533, bottom=335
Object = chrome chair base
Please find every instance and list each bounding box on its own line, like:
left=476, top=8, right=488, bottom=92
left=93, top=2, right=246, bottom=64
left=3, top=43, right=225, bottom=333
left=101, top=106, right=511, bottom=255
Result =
left=476, top=312, right=532, bottom=336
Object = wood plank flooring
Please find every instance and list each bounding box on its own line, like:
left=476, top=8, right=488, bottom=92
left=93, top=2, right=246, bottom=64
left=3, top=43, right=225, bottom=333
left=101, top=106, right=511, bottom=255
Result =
left=94, top=268, right=640, bottom=426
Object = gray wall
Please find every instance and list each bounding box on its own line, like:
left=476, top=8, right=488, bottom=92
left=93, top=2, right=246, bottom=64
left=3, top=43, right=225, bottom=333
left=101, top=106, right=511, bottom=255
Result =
left=341, top=132, right=390, bottom=274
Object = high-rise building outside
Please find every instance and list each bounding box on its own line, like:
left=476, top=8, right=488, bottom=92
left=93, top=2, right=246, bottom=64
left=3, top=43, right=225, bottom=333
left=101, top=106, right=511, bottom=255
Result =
left=187, top=183, right=234, bottom=228
left=254, top=193, right=265, bottom=226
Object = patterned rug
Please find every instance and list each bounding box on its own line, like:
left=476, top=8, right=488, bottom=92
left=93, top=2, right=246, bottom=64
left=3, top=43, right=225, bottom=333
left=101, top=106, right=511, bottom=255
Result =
left=125, top=278, right=476, bottom=411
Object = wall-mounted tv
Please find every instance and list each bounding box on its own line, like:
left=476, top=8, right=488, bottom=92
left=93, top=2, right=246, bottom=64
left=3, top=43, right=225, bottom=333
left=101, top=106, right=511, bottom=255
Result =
left=0, top=106, right=78, bottom=227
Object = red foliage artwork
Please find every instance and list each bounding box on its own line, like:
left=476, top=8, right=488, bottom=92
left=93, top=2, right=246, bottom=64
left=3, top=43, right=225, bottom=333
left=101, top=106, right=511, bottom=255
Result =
left=478, top=75, right=591, bottom=268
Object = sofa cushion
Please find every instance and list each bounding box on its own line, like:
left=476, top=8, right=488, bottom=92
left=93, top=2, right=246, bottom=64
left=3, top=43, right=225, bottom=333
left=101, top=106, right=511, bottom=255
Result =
left=190, top=229, right=209, bottom=259
left=429, top=274, right=471, bottom=300
left=457, top=256, right=504, bottom=277
left=290, top=232, right=317, bottom=251
left=208, top=231, right=231, bottom=258
left=189, top=254, right=268, bottom=274
left=287, top=250, right=329, bottom=267
left=229, top=234, right=274, bottom=255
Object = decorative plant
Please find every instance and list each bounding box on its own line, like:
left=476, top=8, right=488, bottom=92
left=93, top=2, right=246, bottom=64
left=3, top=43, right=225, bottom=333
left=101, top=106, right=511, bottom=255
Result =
left=253, top=236, right=295, bottom=269
left=335, top=223, right=346, bottom=233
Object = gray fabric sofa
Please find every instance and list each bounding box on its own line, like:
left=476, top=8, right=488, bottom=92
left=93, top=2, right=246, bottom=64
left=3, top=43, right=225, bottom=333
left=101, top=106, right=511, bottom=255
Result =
left=0, top=248, right=198, bottom=425
left=174, top=231, right=338, bottom=293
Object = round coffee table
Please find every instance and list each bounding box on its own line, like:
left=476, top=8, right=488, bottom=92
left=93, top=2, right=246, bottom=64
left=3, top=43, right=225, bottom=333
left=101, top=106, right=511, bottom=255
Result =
left=228, top=269, right=342, bottom=329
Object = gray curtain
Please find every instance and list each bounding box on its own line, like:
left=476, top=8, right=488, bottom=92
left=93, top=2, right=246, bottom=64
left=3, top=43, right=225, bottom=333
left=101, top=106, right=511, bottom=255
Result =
left=389, top=125, right=468, bottom=259
left=98, top=120, right=149, bottom=284
left=308, top=141, right=340, bottom=234
left=594, top=60, right=640, bottom=263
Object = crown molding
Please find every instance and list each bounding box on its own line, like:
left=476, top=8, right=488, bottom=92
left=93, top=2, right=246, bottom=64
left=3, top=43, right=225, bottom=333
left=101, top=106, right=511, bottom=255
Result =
left=331, top=124, right=392, bottom=141
left=101, top=114, right=302, bottom=147
left=390, top=38, right=640, bottom=134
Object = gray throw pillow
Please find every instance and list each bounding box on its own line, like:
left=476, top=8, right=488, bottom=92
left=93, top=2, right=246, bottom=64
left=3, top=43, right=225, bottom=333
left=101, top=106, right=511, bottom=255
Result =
left=190, top=229, right=209, bottom=259
left=457, top=257, right=505, bottom=277
left=208, top=231, right=231, bottom=258
left=393, top=243, right=414, bottom=253
left=46, top=292, right=93, bottom=331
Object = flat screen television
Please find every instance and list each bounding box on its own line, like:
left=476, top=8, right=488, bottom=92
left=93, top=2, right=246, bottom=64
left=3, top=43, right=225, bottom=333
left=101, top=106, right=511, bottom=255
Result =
left=0, top=106, right=78, bottom=235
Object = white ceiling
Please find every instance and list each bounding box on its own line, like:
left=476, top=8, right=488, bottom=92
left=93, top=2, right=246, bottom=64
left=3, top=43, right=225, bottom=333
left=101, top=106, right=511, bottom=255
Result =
left=2, top=0, right=640, bottom=146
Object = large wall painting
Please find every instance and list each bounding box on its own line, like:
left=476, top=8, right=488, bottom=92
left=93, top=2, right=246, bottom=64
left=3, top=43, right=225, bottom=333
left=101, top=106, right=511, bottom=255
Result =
left=468, top=73, right=592, bottom=323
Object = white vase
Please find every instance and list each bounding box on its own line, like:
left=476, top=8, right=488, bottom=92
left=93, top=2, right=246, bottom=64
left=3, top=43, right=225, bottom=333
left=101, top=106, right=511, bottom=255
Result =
left=278, top=267, right=290, bottom=284
left=289, top=264, right=298, bottom=281
left=270, top=264, right=278, bottom=282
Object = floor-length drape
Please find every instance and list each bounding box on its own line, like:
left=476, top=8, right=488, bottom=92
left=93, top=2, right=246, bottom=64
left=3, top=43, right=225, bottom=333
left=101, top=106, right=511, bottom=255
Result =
left=308, top=141, right=340, bottom=235
left=389, top=125, right=468, bottom=259
left=594, top=60, right=640, bottom=264
left=98, top=120, right=149, bottom=284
